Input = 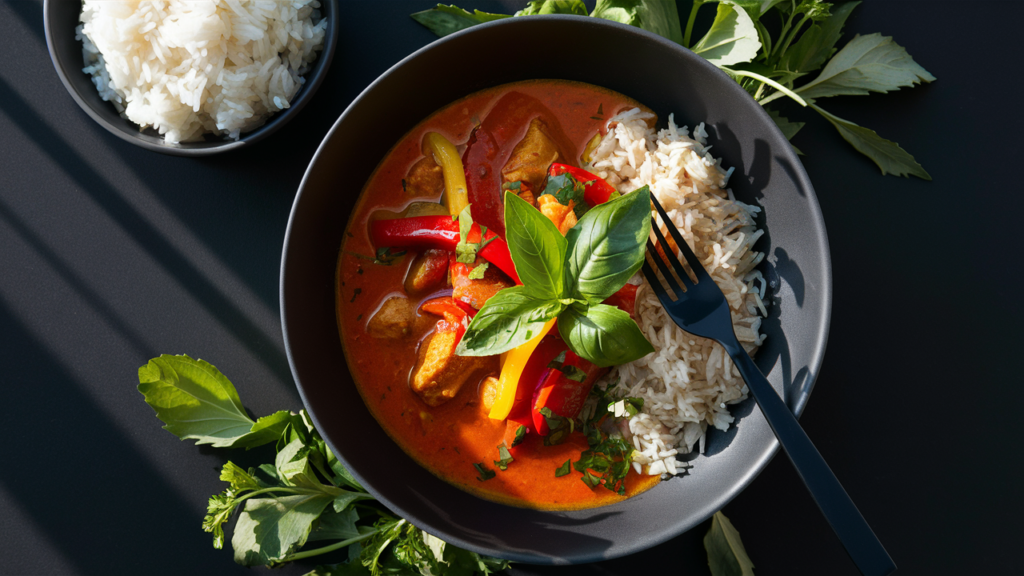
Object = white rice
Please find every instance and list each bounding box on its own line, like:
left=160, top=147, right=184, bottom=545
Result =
left=77, top=0, right=327, bottom=143
left=587, top=108, right=768, bottom=477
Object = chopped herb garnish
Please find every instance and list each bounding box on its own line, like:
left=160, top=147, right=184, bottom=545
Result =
left=401, top=178, right=407, bottom=192
left=539, top=172, right=590, bottom=219
left=608, top=397, right=645, bottom=418
left=546, top=351, right=586, bottom=382
left=468, top=261, right=489, bottom=279
left=555, top=459, right=572, bottom=477
left=597, top=103, right=604, bottom=116
left=539, top=406, right=574, bottom=446
left=580, top=470, right=601, bottom=489
left=349, top=288, right=362, bottom=303
left=511, top=425, right=527, bottom=448
left=374, top=246, right=407, bottom=265
left=493, top=443, right=514, bottom=471
left=473, top=463, right=495, bottom=481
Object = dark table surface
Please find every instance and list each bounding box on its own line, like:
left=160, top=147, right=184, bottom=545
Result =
left=1, top=1, right=1020, bottom=574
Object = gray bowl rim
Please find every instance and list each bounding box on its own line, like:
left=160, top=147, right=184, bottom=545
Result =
left=42, top=0, right=339, bottom=157
left=282, top=14, right=832, bottom=564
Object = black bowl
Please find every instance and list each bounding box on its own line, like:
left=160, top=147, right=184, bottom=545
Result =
left=282, top=16, right=831, bottom=564
left=43, top=0, right=338, bottom=156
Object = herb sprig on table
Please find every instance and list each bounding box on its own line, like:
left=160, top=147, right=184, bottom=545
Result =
left=412, top=0, right=935, bottom=180
left=138, top=354, right=510, bottom=575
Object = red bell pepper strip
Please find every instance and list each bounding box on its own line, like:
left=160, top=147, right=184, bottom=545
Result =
left=419, top=297, right=472, bottom=336
left=369, top=216, right=521, bottom=284
left=549, top=163, right=619, bottom=206
left=505, top=335, right=566, bottom=431
left=532, top=352, right=608, bottom=435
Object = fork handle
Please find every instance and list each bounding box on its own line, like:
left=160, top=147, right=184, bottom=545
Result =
left=722, top=340, right=896, bottom=576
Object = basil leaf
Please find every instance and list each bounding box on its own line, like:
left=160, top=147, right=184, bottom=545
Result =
left=555, top=459, right=572, bottom=477
left=591, top=0, right=684, bottom=45
left=564, top=186, right=651, bottom=303
left=691, top=2, right=761, bottom=67
left=494, top=443, right=514, bottom=471
left=766, top=108, right=804, bottom=155
left=473, top=463, right=496, bottom=481
left=704, top=511, right=756, bottom=576
left=410, top=4, right=510, bottom=37
left=504, top=192, right=567, bottom=300
left=780, top=1, right=860, bottom=74
left=516, top=0, right=588, bottom=16
left=796, top=33, right=936, bottom=101
left=559, top=304, right=654, bottom=367
left=512, top=425, right=528, bottom=448
left=232, top=493, right=335, bottom=566
left=307, top=507, right=361, bottom=543
left=468, top=262, right=489, bottom=279
left=456, top=286, right=562, bottom=356
left=138, top=354, right=258, bottom=448
left=811, top=104, right=931, bottom=180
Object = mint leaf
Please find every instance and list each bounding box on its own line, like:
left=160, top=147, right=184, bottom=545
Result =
left=516, top=0, right=588, bottom=16
left=691, top=2, right=761, bottom=67
left=812, top=104, right=931, bottom=180
left=504, top=192, right=567, bottom=300
left=705, top=511, right=755, bottom=576
left=410, top=4, right=510, bottom=37
left=565, top=186, right=651, bottom=303
left=456, top=286, right=563, bottom=356
left=591, top=0, right=684, bottom=45
left=138, top=354, right=256, bottom=448
left=559, top=304, right=654, bottom=367
left=232, top=494, right=335, bottom=566
left=796, top=33, right=936, bottom=100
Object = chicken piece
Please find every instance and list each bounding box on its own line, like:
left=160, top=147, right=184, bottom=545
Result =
left=404, top=249, right=450, bottom=296
left=501, top=118, right=563, bottom=191
left=411, top=325, right=493, bottom=406
left=450, top=254, right=515, bottom=309
left=365, top=296, right=433, bottom=339
left=405, top=157, right=444, bottom=198
left=537, top=194, right=578, bottom=235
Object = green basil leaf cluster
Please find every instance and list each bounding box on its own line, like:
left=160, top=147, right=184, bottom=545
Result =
left=458, top=188, right=654, bottom=368
left=138, top=355, right=509, bottom=575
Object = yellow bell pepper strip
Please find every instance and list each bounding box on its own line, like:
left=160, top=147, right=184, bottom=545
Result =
left=487, top=318, right=557, bottom=420
left=423, top=132, right=469, bottom=217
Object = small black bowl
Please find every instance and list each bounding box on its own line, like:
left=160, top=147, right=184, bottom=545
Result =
left=43, top=0, right=338, bottom=156
left=282, top=16, right=831, bottom=564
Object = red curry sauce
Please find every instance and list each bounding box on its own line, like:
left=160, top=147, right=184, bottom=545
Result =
left=337, top=80, right=660, bottom=509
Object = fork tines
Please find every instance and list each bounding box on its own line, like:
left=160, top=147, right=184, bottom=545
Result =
left=643, top=195, right=711, bottom=298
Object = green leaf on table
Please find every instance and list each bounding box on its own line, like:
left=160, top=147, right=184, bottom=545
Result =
left=504, top=192, right=567, bottom=299
left=591, top=0, right=684, bottom=44
left=558, top=304, right=654, bottom=367
left=565, top=186, right=651, bottom=303
left=730, top=0, right=788, bottom=18
left=307, top=507, right=361, bottom=543
left=691, top=2, right=761, bottom=67
left=780, top=1, right=860, bottom=74
left=302, top=562, right=372, bottom=576
left=796, top=33, right=936, bottom=100
left=230, top=410, right=294, bottom=449
left=325, top=445, right=364, bottom=491
left=812, top=104, right=931, bottom=180
left=137, top=354, right=256, bottom=447
left=766, top=108, right=804, bottom=154
left=516, top=0, right=588, bottom=16
left=410, top=4, right=510, bottom=37
left=457, top=286, right=562, bottom=356
left=232, top=493, right=335, bottom=566
left=704, top=511, right=755, bottom=576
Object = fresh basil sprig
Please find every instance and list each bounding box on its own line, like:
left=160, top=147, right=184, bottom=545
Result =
left=413, top=0, right=935, bottom=180
left=138, top=355, right=510, bottom=576
left=457, top=188, right=654, bottom=367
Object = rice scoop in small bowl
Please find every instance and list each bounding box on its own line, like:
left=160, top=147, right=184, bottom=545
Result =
left=44, top=0, right=338, bottom=156
left=282, top=15, right=831, bottom=564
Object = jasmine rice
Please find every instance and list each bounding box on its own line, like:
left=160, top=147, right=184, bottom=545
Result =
left=587, top=108, right=768, bottom=478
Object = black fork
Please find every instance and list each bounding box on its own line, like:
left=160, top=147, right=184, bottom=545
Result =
left=642, top=195, right=895, bottom=576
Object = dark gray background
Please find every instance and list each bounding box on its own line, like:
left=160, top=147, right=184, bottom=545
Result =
left=0, top=1, right=1018, bottom=574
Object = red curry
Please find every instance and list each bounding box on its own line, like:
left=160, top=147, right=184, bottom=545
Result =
left=336, top=80, right=660, bottom=509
